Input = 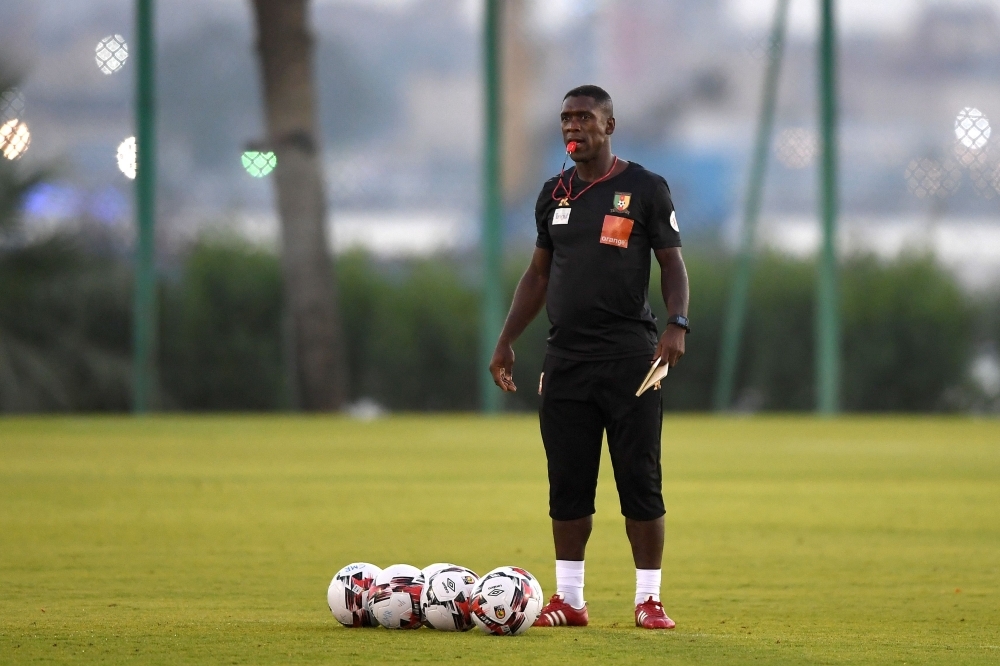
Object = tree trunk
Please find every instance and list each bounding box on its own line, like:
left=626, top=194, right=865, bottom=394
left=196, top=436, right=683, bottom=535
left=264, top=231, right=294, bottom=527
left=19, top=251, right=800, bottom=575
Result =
left=251, top=0, right=345, bottom=410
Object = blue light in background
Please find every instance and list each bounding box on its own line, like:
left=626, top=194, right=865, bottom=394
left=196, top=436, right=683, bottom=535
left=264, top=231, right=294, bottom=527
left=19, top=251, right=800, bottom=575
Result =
left=22, top=183, right=129, bottom=226
left=22, top=183, right=82, bottom=220
left=88, top=186, right=129, bottom=225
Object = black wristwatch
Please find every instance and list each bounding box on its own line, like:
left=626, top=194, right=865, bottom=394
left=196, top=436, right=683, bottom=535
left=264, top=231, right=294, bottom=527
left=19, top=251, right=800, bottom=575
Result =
left=666, top=314, right=690, bottom=333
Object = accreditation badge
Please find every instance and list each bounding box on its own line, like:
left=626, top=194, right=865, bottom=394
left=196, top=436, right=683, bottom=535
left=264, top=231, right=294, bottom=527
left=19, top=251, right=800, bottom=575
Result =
left=552, top=208, right=571, bottom=225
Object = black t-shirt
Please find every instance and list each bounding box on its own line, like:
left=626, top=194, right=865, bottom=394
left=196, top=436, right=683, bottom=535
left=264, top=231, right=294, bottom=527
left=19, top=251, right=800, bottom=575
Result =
left=535, top=161, right=681, bottom=360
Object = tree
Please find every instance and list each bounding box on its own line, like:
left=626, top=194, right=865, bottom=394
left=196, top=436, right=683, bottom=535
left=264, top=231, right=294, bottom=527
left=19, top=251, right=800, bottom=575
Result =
left=250, top=0, right=346, bottom=409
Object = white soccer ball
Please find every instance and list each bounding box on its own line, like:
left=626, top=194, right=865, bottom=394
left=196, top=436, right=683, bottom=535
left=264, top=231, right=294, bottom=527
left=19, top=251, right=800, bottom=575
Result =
left=367, top=564, right=425, bottom=629
left=420, top=566, right=479, bottom=631
left=421, top=562, right=456, bottom=581
left=327, top=562, right=382, bottom=627
left=470, top=566, right=544, bottom=636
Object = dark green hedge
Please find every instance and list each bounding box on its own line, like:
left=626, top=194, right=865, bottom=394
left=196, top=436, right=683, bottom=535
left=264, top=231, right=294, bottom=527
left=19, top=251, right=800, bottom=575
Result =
left=0, top=238, right=132, bottom=411
left=503, top=251, right=974, bottom=412
left=159, top=242, right=286, bottom=410
left=0, top=238, right=983, bottom=412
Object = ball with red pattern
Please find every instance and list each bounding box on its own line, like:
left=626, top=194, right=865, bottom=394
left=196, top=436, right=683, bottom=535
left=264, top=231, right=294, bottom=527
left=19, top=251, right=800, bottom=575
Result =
left=327, top=562, right=382, bottom=627
left=367, top=564, right=425, bottom=629
left=469, top=566, right=544, bottom=636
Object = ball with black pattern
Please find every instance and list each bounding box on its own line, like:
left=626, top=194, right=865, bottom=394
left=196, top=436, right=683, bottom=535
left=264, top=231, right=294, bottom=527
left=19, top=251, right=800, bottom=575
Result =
left=420, top=566, right=479, bottom=631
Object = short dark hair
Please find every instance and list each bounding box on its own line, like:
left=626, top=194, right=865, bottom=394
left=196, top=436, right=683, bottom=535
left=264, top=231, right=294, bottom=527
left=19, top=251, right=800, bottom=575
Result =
left=563, top=85, right=614, bottom=118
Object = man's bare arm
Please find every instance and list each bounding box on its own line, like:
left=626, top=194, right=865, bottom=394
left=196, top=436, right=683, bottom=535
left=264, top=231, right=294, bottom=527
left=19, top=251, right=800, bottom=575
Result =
left=653, top=247, right=689, bottom=367
left=489, top=247, right=552, bottom=392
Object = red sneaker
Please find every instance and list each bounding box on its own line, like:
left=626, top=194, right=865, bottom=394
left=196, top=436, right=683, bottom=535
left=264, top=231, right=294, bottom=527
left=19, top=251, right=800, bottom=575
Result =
left=532, top=593, right=589, bottom=627
left=635, top=597, right=675, bottom=629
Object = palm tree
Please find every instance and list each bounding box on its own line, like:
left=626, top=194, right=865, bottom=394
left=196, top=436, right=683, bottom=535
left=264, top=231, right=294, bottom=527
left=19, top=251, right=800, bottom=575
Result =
left=249, top=0, right=346, bottom=410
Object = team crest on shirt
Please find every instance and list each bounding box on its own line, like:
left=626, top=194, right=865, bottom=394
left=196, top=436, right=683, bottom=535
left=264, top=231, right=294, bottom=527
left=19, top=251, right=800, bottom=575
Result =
left=612, top=192, right=631, bottom=214
left=670, top=210, right=679, bottom=232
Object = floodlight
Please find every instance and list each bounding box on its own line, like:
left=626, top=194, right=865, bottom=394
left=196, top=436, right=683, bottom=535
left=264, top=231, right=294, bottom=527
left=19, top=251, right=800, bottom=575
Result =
left=96, top=35, right=129, bottom=75
left=241, top=151, right=276, bottom=177
left=117, top=136, right=136, bottom=179
left=955, top=107, right=990, bottom=150
left=0, top=118, right=30, bottom=160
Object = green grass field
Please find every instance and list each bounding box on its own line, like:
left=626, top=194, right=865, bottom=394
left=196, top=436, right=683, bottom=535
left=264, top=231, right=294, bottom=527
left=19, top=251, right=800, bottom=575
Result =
left=1, top=415, right=998, bottom=664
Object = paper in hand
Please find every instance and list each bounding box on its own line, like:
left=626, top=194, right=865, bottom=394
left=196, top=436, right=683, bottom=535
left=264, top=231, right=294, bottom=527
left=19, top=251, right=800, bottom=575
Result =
left=636, top=358, right=669, bottom=397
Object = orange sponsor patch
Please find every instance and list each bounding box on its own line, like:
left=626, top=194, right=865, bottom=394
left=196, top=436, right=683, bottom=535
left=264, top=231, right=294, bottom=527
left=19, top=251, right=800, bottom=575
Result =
left=600, top=215, right=634, bottom=248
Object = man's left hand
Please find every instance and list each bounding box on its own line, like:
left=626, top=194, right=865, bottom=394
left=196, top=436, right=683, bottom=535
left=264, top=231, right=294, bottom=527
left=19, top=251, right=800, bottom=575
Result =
left=654, top=325, right=686, bottom=367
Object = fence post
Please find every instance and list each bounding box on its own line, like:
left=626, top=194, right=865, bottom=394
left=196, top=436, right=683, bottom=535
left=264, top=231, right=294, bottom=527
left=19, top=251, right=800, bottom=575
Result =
left=714, top=0, right=790, bottom=411
left=816, top=0, right=840, bottom=414
left=480, top=0, right=503, bottom=414
left=133, top=0, right=157, bottom=413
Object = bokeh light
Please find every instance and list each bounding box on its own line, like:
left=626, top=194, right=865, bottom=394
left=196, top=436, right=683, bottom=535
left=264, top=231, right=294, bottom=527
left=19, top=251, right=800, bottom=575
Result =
left=966, top=146, right=1000, bottom=200
left=241, top=151, right=277, bottom=178
left=117, top=136, right=136, bottom=180
left=0, top=118, right=31, bottom=160
left=95, top=35, right=129, bottom=75
left=774, top=128, right=817, bottom=169
left=22, top=183, right=83, bottom=220
left=1, top=88, right=25, bottom=124
left=904, top=157, right=961, bottom=199
left=954, top=107, right=990, bottom=150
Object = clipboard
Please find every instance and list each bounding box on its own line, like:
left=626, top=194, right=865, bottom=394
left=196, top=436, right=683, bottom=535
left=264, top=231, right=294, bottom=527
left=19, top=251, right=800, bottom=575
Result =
left=636, top=357, right=669, bottom=397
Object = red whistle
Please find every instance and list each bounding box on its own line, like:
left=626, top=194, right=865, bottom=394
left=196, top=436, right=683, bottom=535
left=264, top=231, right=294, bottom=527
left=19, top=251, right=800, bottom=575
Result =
left=566, top=141, right=577, bottom=153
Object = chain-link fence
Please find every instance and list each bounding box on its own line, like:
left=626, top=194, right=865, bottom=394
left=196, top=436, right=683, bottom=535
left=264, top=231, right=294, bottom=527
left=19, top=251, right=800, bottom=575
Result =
left=1, top=0, right=999, bottom=412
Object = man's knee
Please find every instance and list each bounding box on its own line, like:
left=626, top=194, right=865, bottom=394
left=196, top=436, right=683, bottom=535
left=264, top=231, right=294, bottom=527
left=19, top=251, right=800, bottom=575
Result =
left=549, top=489, right=598, bottom=521
left=617, top=476, right=665, bottom=521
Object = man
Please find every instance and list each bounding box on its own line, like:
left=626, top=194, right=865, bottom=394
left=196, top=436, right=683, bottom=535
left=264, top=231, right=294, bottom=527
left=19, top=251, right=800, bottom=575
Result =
left=489, top=85, right=689, bottom=630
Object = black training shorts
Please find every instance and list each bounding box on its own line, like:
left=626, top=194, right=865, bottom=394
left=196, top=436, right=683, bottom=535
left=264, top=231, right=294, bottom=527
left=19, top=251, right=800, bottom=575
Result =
left=538, top=354, right=665, bottom=522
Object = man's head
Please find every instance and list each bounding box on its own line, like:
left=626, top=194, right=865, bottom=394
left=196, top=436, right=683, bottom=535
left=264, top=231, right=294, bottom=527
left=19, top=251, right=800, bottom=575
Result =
left=561, top=85, right=615, bottom=162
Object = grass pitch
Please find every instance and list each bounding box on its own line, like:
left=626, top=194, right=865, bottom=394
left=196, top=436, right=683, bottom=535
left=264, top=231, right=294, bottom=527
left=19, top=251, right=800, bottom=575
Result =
left=1, top=415, right=998, bottom=665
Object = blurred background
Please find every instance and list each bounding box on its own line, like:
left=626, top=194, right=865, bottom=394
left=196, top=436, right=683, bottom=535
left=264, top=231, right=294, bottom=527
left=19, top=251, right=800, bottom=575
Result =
left=1, top=0, right=999, bottom=414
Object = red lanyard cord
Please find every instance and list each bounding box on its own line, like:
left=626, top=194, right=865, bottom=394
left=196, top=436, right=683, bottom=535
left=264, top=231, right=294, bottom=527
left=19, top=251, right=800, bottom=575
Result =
left=551, top=155, right=619, bottom=203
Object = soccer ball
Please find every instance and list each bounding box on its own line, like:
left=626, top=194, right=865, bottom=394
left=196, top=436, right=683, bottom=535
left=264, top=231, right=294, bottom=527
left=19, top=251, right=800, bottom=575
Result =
left=367, top=564, right=425, bottom=629
left=421, top=562, right=456, bottom=581
left=327, top=562, right=381, bottom=627
left=469, top=566, right=544, bottom=636
left=420, top=566, right=479, bottom=631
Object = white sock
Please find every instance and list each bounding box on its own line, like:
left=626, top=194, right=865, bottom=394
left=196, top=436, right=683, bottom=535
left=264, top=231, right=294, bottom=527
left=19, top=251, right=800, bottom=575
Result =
left=555, top=560, right=585, bottom=609
left=635, top=568, right=661, bottom=605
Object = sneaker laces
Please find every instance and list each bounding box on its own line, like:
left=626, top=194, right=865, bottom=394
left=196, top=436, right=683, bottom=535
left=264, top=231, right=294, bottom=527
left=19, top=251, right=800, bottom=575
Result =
left=640, top=597, right=664, bottom=611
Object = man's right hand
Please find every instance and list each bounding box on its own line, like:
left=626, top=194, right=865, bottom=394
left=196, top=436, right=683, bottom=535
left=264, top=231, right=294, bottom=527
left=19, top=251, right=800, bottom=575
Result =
left=487, top=247, right=552, bottom=394
left=490, top=342, right=517, bottom=392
